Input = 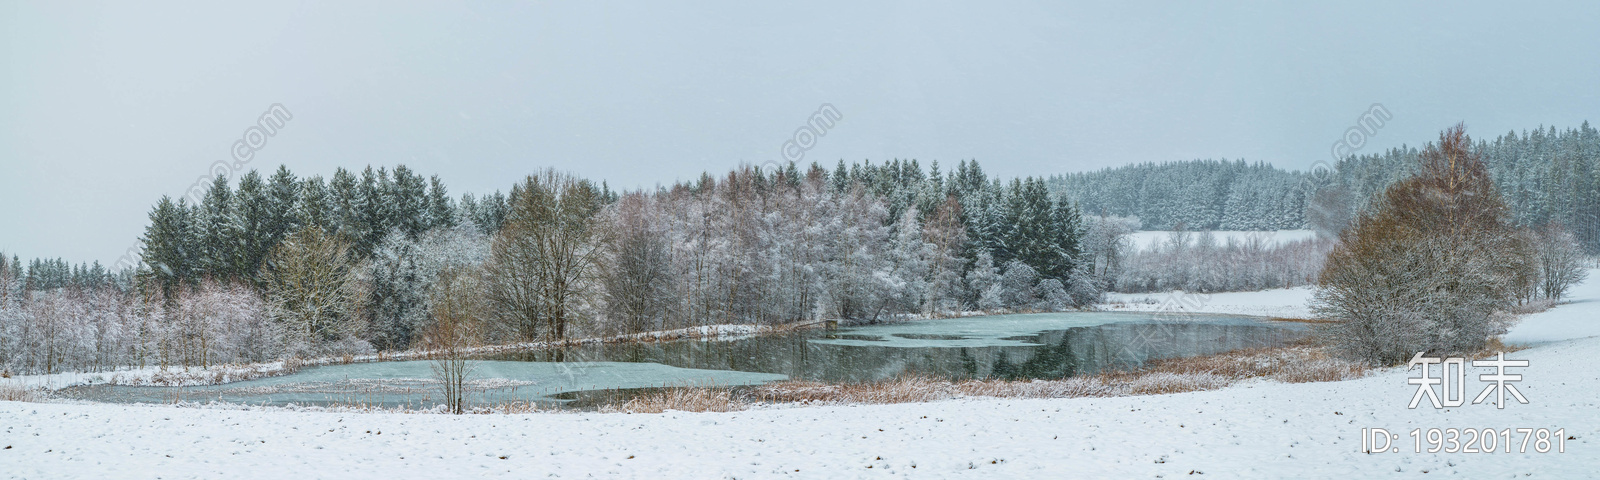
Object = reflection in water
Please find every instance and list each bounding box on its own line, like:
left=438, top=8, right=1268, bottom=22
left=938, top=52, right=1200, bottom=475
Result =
left=58, top=313, right=1305, bottom=409
left=493, top=315, right=1307, bottom=383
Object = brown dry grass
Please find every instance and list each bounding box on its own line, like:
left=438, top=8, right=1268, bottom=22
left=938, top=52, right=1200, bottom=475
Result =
left=1266, top=317, right=1338, bottom=324
left=600, top=388, right=745, bottom=414
left=746, top=370, right=1240, bottom=405
left=1140, top=345, right=1367, bottom=384
left=0, top=384, right=40, bottom=402
left=749, top=376, right=957, bottom=404
left=1124, top=372, right=1234, bottom=395
left=1472, top=337, right=1528, bottom=360
left=952, top=376, right=1123, bottom=398
left=471, top=401, right=552, bottom=414
left=733, top=344, right=1369, bottom=408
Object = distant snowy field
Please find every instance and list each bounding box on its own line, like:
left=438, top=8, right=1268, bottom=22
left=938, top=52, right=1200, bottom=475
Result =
left=1127, top=229, right=1319, bottom=251
left=2, top=271, right=1595, bottom=478
left=1101, top=287, right=1317, bottom=319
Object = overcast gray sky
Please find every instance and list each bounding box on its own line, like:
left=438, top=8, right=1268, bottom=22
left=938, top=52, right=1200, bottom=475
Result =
left=3, top=0, right=1598, bottom=266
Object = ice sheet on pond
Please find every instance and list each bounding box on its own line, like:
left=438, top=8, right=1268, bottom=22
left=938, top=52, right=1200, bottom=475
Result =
left=58, top=361, right=787, bottom=408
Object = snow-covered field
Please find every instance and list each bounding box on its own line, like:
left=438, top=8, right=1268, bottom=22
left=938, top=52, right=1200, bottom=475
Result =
left=1127, top=229, right=1320, bottom=251
left=2, top=271, right=1595, bottom=478
left=1102, top=287, right=1317, bottom=319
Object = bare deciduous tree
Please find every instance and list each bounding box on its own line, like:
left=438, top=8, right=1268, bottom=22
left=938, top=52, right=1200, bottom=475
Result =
left=262, top=226, right=368, bottom=356
left=425, top=266, right=486, bottom=414
left=1534, top=222, right=1589, bottom=301
left=172, top=280, right=281, bottom=368
left=600, top=192, right=675, bottom=334
left=485, top=170, right=603, bottom=342
left=923, top=196, right=969, bottom=316
left=1316, top=125, right=1529, bottom=365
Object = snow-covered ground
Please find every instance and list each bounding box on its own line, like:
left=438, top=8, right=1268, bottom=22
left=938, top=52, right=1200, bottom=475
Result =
left=1503, top=282, right=1600, bottom=346
left=1127, top=229, right=1320, bottom=251
left=2, top=271, right=1595, bottom=478
left=1102, top=287, right=1317, bottom=319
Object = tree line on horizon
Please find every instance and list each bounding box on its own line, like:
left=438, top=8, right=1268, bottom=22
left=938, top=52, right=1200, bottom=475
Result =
left=1052, top=122, right=1600, bottom=254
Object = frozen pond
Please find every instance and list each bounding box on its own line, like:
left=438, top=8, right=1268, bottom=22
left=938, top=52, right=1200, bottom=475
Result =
left=498, top=312, right=1308, bottom=383
left=60, top=312, right=1306, bottom=409
left=57, top=361, right=787, bottom=409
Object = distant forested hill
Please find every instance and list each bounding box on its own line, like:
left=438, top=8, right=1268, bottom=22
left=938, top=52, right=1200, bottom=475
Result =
left=1049, top=159, right=1309, bottom=231
left=1047, top=122, right=1600, bottom=253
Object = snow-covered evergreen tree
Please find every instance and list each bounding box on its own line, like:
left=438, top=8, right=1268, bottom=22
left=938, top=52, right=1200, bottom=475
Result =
left=426, top=175, right=456, bottom=231
left=138, top=196, right=200, bottom=298
left=232, top=171, right=272, bottom=284
left=264, top=165, right=302, bottom=253
left=328, top=167, right=361, bottom=239
left=196, top=175, right=239, bottom=281
left=296, top=175, right=332, bottom=233
left=390, top=165, right=429, bottom=239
